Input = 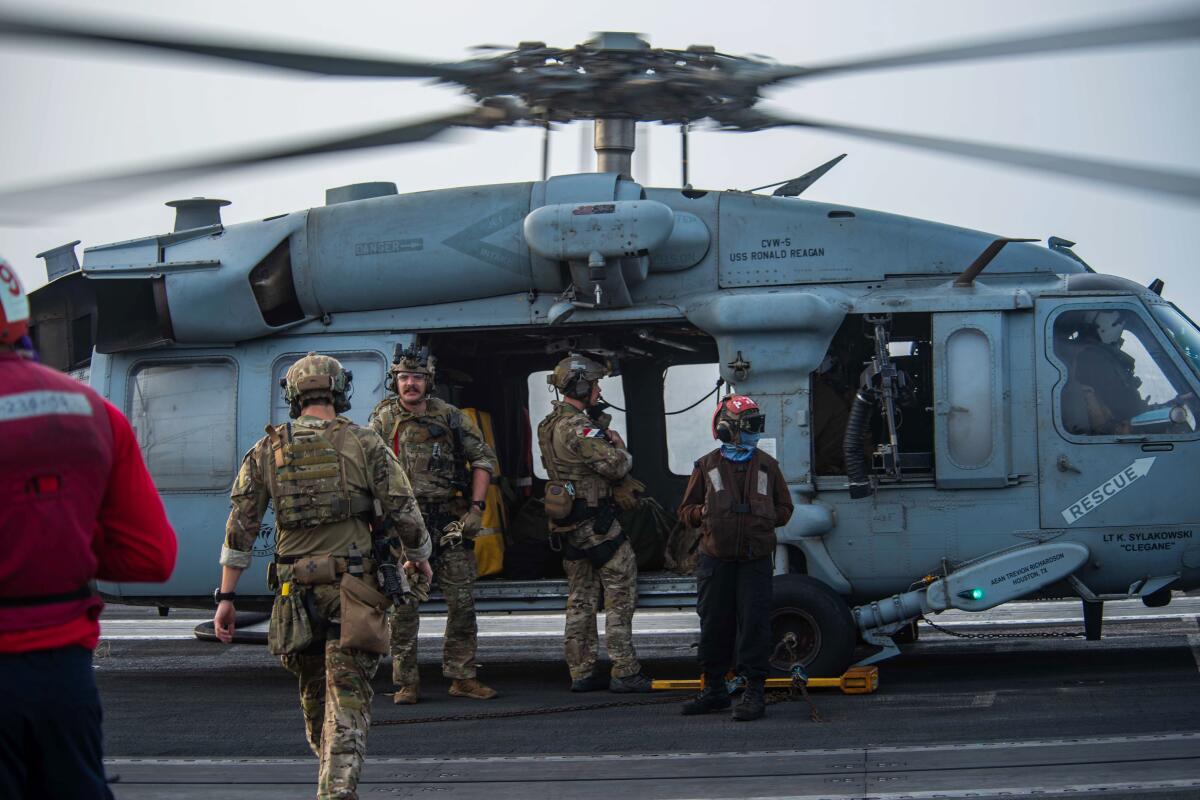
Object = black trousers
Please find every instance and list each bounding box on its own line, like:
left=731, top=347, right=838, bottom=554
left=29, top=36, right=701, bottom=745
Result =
left=0, top=645, right=113, bottom=800
left=695, top=553, right=774, bottom=682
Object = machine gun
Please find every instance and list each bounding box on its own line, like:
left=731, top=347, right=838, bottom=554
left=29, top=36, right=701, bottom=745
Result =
left=862, top=313, right=904, bottom=481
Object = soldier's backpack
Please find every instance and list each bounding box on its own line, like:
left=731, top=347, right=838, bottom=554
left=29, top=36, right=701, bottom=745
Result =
left=618, top=497, right=675, bottom=572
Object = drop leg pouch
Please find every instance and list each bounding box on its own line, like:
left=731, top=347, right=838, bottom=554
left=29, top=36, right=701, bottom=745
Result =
left=339, top=573, right=390, bottom=655
left=267, top=589, right=314, bottom=656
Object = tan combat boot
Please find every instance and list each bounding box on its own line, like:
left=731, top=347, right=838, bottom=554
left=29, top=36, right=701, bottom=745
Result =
left=448, top=678, right=498, bottom=700
left=392, top=684, right=419, bottom=705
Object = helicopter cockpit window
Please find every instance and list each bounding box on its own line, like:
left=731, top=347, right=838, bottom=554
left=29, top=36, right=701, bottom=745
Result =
left=1053, top=308, right=1198, bottom=436
left=1150, top=304, right=1200, bottom=380
left=270, top=352, right=387, bottom=428
left=664, top=364, right=723, bottom=475
left=528, top=370, right=626, bottom=480
left=128, top=361, right=237, bottom=491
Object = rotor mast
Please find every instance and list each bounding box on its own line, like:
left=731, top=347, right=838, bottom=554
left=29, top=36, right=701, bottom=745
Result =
left=594, top=118, right=636, bottom=177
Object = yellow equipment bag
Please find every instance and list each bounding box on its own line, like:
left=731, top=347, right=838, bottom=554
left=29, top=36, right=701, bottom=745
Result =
left=462, top=408, right=506, bottom=577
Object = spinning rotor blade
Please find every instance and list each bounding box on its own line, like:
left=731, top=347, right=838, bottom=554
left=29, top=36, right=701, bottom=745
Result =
left=0, top=14, right=486, bottom=79
left=742, top=113, right=1200, bottom=202
left=767, top=9, right=1200, bottom=83
left=0, top=105, right=523, bottom=220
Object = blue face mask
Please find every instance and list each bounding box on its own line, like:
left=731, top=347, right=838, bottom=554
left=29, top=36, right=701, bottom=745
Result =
left=720, top=431, right=761, bottom=462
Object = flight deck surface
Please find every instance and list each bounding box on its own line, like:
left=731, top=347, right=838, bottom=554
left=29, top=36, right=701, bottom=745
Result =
left=97, top=597, right=1200, bottom=798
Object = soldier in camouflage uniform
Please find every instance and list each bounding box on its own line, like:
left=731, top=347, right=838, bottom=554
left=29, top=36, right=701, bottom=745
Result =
left=538, top=354, right=652, bottom=693
left=213, top=353, right=431, bottom=800
left=368, top=345, right=499, bottom=703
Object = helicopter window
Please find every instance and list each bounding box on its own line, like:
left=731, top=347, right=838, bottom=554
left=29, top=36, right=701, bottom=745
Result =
left=1054, top=308, right=1199, bottom=436
left=128, top=361, right=237, bottom=491
left=1151, top=304, right=1200, bottom=380
left=945, top=328, right=994, bottom=467
left=270, top=351, right=387, bottom=428
left=527, top=371, right=626, bottom=480
left=663, top=363, right=722, bottom=475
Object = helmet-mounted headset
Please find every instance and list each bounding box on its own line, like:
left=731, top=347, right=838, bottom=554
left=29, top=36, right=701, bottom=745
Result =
left=280, top=352, right=354, bottom=418
left=712, top=395, right=766, bottom=442
left=548, top=353, right=609, bottom=400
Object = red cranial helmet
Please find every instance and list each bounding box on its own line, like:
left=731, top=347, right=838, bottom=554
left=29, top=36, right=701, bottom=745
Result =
left=712, top=394, right=765, bottom=442
left=0, top=257, right=30, bottom=346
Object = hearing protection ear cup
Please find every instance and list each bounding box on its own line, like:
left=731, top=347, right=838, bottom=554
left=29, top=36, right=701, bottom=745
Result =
left=715, top=420, right=734, bottom=443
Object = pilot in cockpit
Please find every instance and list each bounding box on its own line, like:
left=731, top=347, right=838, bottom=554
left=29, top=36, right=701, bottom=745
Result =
left=1055, top=309, right=1148, bottom=435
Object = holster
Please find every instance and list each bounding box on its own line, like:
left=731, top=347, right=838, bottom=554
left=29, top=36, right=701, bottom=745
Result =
left=563, top=530, right=627, bottom=569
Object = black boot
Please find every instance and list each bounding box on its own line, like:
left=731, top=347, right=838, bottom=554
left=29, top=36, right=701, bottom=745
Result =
left=732, top=679, right=765, bottom=721
left=681, top=684, right=731, bottom=715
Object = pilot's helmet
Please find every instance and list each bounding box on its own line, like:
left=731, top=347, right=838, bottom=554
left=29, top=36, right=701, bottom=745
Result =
left=282, top=352, right=353, bottom=417
left=0, top=256, right=31, bottom=346
left=1085, top=310, right=1126, bottom=346
left=712, top=394, right=766, bottom=442
left=548, top=353, right=608, bottom=400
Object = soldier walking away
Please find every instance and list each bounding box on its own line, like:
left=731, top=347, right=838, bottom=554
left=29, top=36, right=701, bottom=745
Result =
left=538, top=354, right=652, bottom=693
left=677, top=395, right=794, bottom=721
left=213, top=352, right=431, bottom=800
left=0, top=260, right=178, bottom=799
left=369, top=345, right=499, bottom=703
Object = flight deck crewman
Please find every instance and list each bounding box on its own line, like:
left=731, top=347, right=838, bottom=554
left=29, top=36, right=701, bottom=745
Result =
left=368, top=345, right=499, bottom=703
left=214, top=352, right=431, bottom=800
left=0, top=260, right=178, bottom=800
left=677, top=395, right=793, bottom=721
left=538, top=353, right=652, bottom=693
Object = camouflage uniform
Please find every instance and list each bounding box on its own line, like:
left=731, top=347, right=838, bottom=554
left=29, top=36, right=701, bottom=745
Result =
left=222, top=411, right=429, bottom=800
left=538, top=399, right=641, bottom=681
left=368, top=396, right=496, bottom=685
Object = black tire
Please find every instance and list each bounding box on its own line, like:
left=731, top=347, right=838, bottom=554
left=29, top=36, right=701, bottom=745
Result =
left=770, top=574, right=856, bottom=678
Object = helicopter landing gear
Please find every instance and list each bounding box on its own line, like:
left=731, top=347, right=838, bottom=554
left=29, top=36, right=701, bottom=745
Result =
left=157, top=606, right=170, bottom=618
left=1083, top=599, right=1103, bottom=640
left=770, top=574, right=856, bottom=678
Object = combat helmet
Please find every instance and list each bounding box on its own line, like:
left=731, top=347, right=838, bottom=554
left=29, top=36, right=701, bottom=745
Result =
left=548, top=353, right=608, bottom=400
left=712, top=394, right=766, bottom=442
left=281, top=352, right=353, bottom=418
left=386, top=343, right=436, bottom=394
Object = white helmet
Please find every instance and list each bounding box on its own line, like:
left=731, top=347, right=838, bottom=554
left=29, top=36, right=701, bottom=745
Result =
left=1086, top=310, right=1126, bottom=345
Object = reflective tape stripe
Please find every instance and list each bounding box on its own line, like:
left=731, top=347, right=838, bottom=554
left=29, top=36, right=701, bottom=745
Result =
left=707, top=467, right=723, bottom=493
left=0, top=390, right=92, bottom=422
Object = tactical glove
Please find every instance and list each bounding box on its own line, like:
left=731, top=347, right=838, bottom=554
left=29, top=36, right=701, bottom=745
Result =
left=458, top=507, right=483, bottom=538
left=612, top=476, right=646, bottom=512
left=403, top=562, right=432, bottom=603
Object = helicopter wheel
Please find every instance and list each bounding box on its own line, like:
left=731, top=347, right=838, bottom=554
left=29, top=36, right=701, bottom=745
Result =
left=770, top=574, right=856, bottom=678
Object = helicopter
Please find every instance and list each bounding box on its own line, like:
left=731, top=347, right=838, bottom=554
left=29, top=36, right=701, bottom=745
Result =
left=7, top=8, right=1200, bottom=676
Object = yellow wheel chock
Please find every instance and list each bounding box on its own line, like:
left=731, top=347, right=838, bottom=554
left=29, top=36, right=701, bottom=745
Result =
left=651, top=665, right=878, bottom=695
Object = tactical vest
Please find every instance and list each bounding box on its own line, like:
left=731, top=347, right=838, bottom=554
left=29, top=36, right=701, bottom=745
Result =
left=266, top=419, right=374, bottom=529
left=537, top=402, right=612, bottom=501
left=386, top=400, right=470, bottom=501
left=695, top=448, right=779, bottom=561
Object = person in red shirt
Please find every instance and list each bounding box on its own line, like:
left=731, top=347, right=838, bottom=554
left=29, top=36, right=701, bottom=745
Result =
left=0, top=260, right=178, bottom=799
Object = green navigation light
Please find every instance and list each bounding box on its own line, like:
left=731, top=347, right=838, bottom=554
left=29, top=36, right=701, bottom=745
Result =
left=957, top=587, right=985, bottom=602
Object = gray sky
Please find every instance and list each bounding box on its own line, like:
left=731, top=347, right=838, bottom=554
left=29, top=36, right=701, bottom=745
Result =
left=2, top=0, right=1198, bottom=316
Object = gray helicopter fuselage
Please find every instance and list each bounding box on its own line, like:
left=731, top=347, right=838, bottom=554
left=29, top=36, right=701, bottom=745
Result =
left=73, top=173, right=1200, bottom=615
